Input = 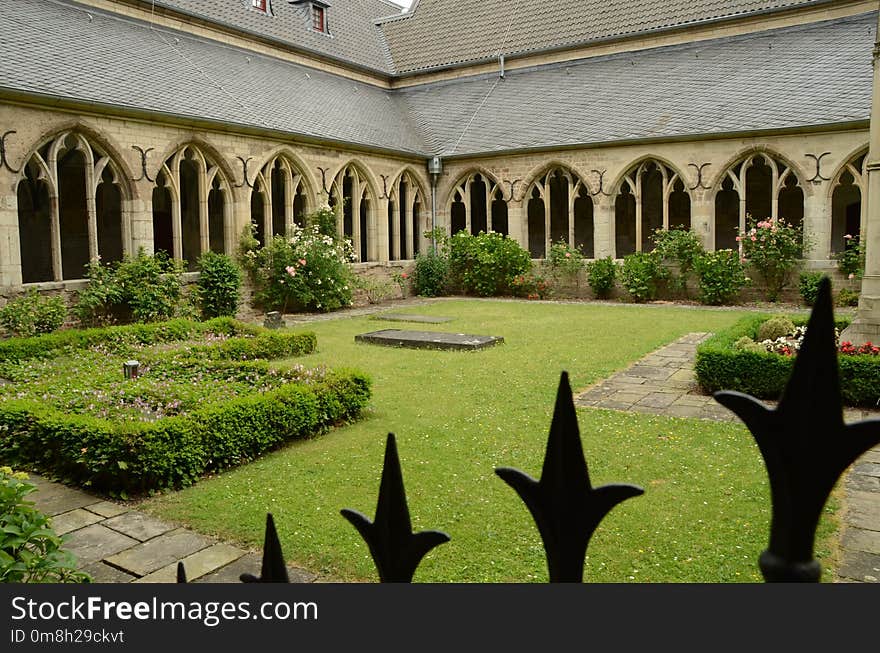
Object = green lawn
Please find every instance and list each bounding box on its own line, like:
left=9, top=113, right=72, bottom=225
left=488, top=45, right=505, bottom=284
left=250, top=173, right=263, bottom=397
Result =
left=142, top=300, right=839, bottom=582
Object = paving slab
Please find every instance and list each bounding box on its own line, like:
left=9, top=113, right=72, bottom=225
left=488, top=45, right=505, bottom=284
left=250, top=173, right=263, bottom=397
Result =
left=86, top=501, right=129, bottom=518
left=836, top=550, right=880, bottom=583
left=636, top=393, right=678, bottom=409
left=355, top=329, right=503, bottom=351
left=63, top=524, right=140, bottom=567
left=104, top=529, right=215, bottom=577
left=136, top=543, right=246, bottom=583
left=853, top=462, right=880, bottom=479
left=842, top=491, right=880, bottom=531
left=83, top=561, right=137, bottom=583
left=102, top=511, right=176, bottom=542
left=51, top=508, right=104, bottom=536
left=31, top=483, right=102, bottom=516
left=194, top=553, right=318, bottom=584
left=846, top=473, right=880, bottom=493
left=373, top=313, right=453, bottom=324
left=841, top=527, right=880, bottom=555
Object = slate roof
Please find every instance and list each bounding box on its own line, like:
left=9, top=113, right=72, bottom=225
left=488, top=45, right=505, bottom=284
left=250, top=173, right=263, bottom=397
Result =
left=150, top=0, right=404, bottom=73
left=398, top=12, right=875, bottom=156
left=379, top=0, right=829, bottom=74
left=0, top=0, right=429, bottom=155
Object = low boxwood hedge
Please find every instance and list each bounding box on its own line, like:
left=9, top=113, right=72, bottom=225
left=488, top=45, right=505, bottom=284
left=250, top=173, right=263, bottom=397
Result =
left=0, top=317, right=262, bottom=363
left=694, top=314, right=880, bottom=406
left=0, top=369, right=370, bottom=495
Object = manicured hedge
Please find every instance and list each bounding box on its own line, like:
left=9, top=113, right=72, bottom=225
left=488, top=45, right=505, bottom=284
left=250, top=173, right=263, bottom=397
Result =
left=0, top=317, right=261, bottom=363
left=694, top=315, right=880, bottom=406
left=0, top=369, right=370, bottom=495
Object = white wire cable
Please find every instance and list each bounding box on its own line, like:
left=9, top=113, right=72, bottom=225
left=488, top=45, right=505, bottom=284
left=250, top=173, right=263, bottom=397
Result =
left=449, top=0, right=523, bottom=155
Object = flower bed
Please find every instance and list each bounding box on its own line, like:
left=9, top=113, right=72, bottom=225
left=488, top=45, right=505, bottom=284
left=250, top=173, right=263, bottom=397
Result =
left=0, top=321, right=370, bottom=495
left=694, top=314, right=880, bottom=406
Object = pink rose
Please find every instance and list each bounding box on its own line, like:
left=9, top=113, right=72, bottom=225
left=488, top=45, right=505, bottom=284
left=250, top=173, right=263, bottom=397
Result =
left=299, top=259, right=307, bottom=266
left=849, top=273, right=855, bottom=280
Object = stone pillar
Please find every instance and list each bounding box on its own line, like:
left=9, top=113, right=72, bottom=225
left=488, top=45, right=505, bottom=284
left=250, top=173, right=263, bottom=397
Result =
left=507, top=201, right=524, bottom=250
left=593, top=197, right=615, bottom=259
left=376, top=197, right=390, bottom=262
left=0, top=168, right=22, bottom=286
left=802, top=191, right=828, bottom=263
left=843, top=10, right=880, bottom=345
left=691, top=194, right=714, bottom=251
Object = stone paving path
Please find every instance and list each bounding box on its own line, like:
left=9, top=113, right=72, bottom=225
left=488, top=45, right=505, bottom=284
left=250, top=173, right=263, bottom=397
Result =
left=575, top=332, right=880, bottom=583
left=29, top=475, right=317, bottom=583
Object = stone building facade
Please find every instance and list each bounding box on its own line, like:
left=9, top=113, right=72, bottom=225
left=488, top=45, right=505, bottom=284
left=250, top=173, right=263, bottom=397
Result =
left=0, top=0, right=874, bottom=293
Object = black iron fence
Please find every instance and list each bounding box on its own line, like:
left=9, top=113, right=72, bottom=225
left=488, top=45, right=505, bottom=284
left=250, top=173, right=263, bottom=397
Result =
left=178, top=278, right=880, bottom=583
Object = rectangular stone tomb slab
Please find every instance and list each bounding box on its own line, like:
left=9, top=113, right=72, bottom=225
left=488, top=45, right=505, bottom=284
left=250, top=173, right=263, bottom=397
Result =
left=355, top=329, right=503, bottom=351
left=372, top=313, right=454, bottom=324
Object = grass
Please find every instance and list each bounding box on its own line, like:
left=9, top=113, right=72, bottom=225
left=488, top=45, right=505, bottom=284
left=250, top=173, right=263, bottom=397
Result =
left=141, top=300, right=840, bottom=582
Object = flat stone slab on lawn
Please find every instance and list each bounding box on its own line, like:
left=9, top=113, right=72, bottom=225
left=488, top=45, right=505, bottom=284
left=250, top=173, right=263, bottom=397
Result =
left=373, top=313, right=453, bottom=324
left=104, top=528, right=215, bottom=577
left=355, top=329, right=503, bottom=351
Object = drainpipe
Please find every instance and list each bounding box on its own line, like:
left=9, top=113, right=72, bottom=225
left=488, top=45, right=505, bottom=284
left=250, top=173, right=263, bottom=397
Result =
left=427, top=156, right=443, bottom=252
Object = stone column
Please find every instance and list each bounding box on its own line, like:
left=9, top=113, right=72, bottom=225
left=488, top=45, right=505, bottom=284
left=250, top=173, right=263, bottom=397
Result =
left=802, top=191, right=828, bottom=263
left=690, top=193, right=714, bottom=251
left=593, top=197, right=615, bottom=259
left=843, top=9, right=880, bottom=345
left=0, top=168, right=22, bottom=286
left=376, top=197, right=390, bottom=263
left=507, top=201, right=524, bottom=250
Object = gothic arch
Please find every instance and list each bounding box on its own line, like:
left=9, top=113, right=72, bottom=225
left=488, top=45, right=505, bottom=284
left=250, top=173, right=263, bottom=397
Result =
left=444, top=168, right=507, bottom=237
left=611, top=157, right=692, bottom=257
left=387, top=167, right=429, bottom=260
left=154, top=143, right=233, bottom=269
left=521, top=160, right=596, bottom=198
left=523, top=164, right=594, bottom=258
left=17, top=130, right=132, bottom=283
left=250, top=151, right=315, bottom=244
left=329, top=161, right=379, bottom=262
left=829, top=148, right=868, bottom=255
left=710, top=149, right=807, bottom=251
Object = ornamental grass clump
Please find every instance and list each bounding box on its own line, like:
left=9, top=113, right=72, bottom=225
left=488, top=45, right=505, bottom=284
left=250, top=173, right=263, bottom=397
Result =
left=737, top=216, right=804, bottom=302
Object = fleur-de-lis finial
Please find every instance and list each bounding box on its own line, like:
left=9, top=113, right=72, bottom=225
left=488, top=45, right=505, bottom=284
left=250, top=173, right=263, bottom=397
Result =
left=715, top=277, right=880, bottom=581
left=341, top=433, right=450, bottom=582
left=496, top=372, right=644, bottom=582
left=240, top=513, right=290, bottom=582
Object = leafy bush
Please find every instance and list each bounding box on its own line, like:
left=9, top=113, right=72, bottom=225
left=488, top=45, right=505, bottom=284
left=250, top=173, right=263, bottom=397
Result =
left=693, top=250, right=747, bottom=305
left=695, top=314, right=880, bottom=406
left=547, top=240, right=584, bottom=285
left=240, top=214, right=354, bottom=313
left=0, top=467, right=91, bottom=582
left=757, top=316, right=796, bottom=342
left=837, top=287, right=860, bottom=307
left=738, top=216, right=804, bottom=302
left=651, top=227, right=704, bottom=295
left=197, top=252, right=242, bottom=319
left=620, top=252, right=664, bottom=302
left=835, top=235, right=865, bottom=280
left=798, top=271, right=827, bottom=307
left=75, top=251, right=184, bottom=325
left=413, top=250, right=449, bottom=297
left=356, top=276, right=396, bottom=304
left=0, top=290, right=66, bottom=338
left=585, top=257, right=618, bottom=299
left=511, top=271, right=551, bottom=299
left=448, top=231, right=531, bottom=296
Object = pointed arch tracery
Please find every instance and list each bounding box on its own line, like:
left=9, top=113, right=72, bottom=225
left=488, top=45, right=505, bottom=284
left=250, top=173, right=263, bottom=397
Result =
left=613, top=159, right=691, bottom=257
left=250, top=154, right=312, bottom=246
left=712, top=152, right=805, bottom=251
left=154, top=144, right=232, bottom=271
left=446, top=170, right=508, bottom=238
left=524, top=166, right=593, bottom=259
left=330, top=163, right=377, bottom=262
left=388, top=169, right=426, bottom=261
left=17, top=131, right=130, bottom=283
left=831, top=149, right=867, bottom=255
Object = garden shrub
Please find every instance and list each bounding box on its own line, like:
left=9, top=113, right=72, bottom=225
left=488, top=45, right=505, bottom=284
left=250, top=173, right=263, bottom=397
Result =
left=738, top=216, right=804, bottom=302
left=0, top=369, right=371, bottom=495
left=651, top=227, right=704, bottom=295
left=585, top=257, right=617, bottom=299
left=448, top=231, right=531, bottom=296
left=547, top=240, right=584, bottom=286
left=413, top=229, right=450, bottom=297
left=620, top=252, right=664, bottom=302
left=155, top=331, right=317, bottom=363
left=0, top=317, right=259, bottom=364
left=693, top=250, right=748, bottom=305
left=835, top=234, right=865, bottom=281
left=837, top=287, right=860, bottom=307
left=75, top=251, right=184, bottom=325
left=798, top=271, right=827, bottom=307
left=510, top=271, right=551, bottom=299
left=0, top=290, right=66, bottom=338
left=240, top=212, right=354, bottom=313
left=196, top=251, right=242, bottom=319
left=0, top=467, right=91, bottom=582
left=694, top=314, right=880, bottom=406
left=756, top=316, right=796, bottom=342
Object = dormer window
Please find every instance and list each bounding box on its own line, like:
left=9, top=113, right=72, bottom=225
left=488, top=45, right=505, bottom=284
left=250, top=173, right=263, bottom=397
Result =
left=252, top=0, right=268, bottom=13
left=312, top=4, right=326, bottom=33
